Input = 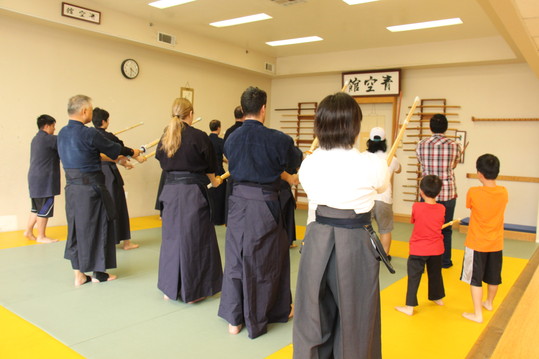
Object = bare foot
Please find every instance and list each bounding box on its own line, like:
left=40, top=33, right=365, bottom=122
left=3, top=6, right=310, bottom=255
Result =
left=122, top=241, right=139, bottom=250
left=462, top=312, right=483, bottom=323
left=228, top=324, right=243, bottom=335
left=75, top=274, right=91, bottom=287
left=36, top=237, right=59, bottom=244
left=91, top=273, right=117, bottom=283
left=187, top=297, right=207, bottom=304
left=482, top=301, right=493, bottom=311
left=164, top=294, right=171, bottom=301
left=24, top=231, right=37, bottom=241
left=395, top=306, right=414, bottom=315
left=433, top=299, right=444, bottom=306
left=288, top=304, right=294, bottom=319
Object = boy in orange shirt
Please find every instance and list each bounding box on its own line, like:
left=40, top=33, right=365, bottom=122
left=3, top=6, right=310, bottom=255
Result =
left=461, top=154, right=508, bottom=323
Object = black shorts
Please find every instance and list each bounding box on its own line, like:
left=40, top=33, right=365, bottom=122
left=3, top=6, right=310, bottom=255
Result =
left=460, top=247, right=502, bottom=286
left=31, top=197, right=55, bottom=218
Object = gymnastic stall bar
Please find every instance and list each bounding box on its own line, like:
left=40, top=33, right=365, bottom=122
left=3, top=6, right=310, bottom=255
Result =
left=466, top=173, right=539, bottom=183
left=413, top=112, right=459, bottom=116
left=471, top=117, right=539, bottom=122
left=407, top=127, right=459, bottom=131
left=275, top=101, right=318, bottom=202
left=407, top=134, right=459, bottom=138
left=409, top=120, right=460, bottom=123
left=409, top=104, right=461, bottom=109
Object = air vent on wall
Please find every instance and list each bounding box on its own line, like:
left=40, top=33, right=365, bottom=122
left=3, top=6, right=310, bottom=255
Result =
left=270, top=0, right=306, bottom=5
left=157, top=32, right=175, bottom=45
left=265, top=62, right=275, bottom=73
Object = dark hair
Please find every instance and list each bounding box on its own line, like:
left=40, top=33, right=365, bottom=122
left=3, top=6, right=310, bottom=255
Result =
left=240, top=87, right=266, bottom=117
left=476, top=153, right=500, bottom=180
left=420, top=175, right=442, bottom=198
left=234, top=106, right=244, bottom=120
left=430, top=114, right=448, bottom=134
left=92, top=107, right=109, bottom=128
left=37, top=114, right=56, bottom=129
left=315, top=92, right=361, bottom=150
left=209, top=119, right=221, bottom=131
left=367, top=139, right=387, bottom=153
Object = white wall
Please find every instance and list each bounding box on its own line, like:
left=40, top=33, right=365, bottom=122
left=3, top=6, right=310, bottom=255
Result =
left=271, top=64, right=539, bottom=226
left=0, top=12, right=271, bottom=231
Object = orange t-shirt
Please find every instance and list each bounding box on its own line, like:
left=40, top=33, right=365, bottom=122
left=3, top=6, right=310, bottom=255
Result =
left=464, top=185, right=508, bottom=252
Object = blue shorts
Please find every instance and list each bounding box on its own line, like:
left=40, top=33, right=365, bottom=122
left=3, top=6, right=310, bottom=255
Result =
left=460, top=247, right=502, bottom=286
left=31, top=197, right=55, bottom=218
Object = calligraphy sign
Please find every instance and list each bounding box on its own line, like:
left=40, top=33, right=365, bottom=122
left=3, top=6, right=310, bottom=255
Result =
left=62, top=3, right=101, bottom=24
left=342, top=69, right=400, bottom=97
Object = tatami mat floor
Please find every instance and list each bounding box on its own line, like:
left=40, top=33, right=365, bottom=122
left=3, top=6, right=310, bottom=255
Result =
left=0, top=211, right=536, bottom=359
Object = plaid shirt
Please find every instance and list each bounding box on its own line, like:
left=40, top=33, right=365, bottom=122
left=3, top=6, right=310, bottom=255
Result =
left=416, top=134, right=461, bottom=201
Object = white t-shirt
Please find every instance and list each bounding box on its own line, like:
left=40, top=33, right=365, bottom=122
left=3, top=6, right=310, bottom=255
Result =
left=299, top=147, right=388, bottom=224
left=374, top=151, right=400, bottom=204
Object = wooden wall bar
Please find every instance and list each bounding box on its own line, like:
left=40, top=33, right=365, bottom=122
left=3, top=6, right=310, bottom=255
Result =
left=471, top=117, right=539, bottom=122
left=466, top=173, right=539, bottom=183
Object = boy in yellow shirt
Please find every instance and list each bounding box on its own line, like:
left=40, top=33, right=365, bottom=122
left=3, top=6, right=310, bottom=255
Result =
left=461, top=154, right=508, bottom=323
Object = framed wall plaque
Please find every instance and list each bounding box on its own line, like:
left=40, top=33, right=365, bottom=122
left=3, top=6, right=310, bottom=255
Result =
left=62, top=2, right=101, bottom=24
left=343, top=69, right=400, bottom=97
left=180, top=87, right=194, bottom=105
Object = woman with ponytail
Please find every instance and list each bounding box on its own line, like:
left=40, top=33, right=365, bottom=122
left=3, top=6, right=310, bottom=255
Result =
left=155, top=98, right=223, bottom=303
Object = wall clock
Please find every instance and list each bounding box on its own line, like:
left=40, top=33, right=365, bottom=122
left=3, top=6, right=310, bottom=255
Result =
left=121, top=59, right=139, bottom=79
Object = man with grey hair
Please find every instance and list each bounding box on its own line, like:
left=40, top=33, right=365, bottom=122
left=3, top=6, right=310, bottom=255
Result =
left=57, top=94, right=143, bottom=286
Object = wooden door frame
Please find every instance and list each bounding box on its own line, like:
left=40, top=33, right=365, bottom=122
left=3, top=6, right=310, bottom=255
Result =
left=354, top=95, right=400, bottom=142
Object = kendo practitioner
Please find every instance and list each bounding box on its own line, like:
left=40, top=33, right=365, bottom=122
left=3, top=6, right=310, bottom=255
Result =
left=293, top=92, right=388, bottom=359
left=208, top=119, right=227, bottom=225
left=155, top=97, right=223, bottom=304
left=223, top=106, right=244, bottom=143
left=222, top=106, right=244, bottom=224
left=57, top=95, right=142, bottom=287
left=218, top=86, right=303, bottom=339
left=92, top=107, right=139, bottom=250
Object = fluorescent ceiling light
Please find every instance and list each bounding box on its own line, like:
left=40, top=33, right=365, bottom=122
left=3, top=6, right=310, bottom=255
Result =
left=387, top=18, right=463, bottom=32
left=210, top=13, right=272, bottom=28
left=342, top=0, right=379, bottom=5
left=266, top=36, right=323, bottom=47
left=148, top=0, right=196, bottom=9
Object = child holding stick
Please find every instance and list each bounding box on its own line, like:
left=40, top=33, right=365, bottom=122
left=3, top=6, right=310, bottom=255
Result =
left=461, top=154, right=508, bottom=323
left=396, top=175, right=445, bottom=315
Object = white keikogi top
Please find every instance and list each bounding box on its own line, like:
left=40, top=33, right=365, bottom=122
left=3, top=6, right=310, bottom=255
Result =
left=299, top=147, right=389, bottom=224
left=374, top=151, right=400, bottom=204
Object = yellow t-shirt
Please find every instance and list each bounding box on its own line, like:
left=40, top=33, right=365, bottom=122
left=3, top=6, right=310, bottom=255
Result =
left=464, top=185, right=508, bottom=252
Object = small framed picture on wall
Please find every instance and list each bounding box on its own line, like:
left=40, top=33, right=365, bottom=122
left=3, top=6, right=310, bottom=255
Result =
left=455, top=130, right=467, bottom=163
left=181, top=87, right=194, bottom=106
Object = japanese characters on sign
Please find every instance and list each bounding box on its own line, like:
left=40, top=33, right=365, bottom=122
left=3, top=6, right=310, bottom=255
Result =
left=342, top=69, right=400, bottom=96
left=62, top=2, right=101, bottom=24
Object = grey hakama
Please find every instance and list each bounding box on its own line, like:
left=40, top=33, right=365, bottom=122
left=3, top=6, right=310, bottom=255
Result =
left=102, top=162, right=130, bottom=243
left=218, top=183, right=291, bottom=339
left=64, top=170, right=117, bottom=273
left=293, top=206, right=382, bottom=359
left=157, top=173, right=223, bottom=302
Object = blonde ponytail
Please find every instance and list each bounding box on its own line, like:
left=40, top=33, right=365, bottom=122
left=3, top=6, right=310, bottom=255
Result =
left=160, top=98, right=193, bottom=158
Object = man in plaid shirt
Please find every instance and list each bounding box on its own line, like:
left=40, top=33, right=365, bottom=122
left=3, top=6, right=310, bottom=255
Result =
left=416, top=114, right=462, bottom=268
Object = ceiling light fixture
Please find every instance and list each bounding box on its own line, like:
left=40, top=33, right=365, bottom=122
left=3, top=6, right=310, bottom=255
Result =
left=210, top=13, right=272, bottom=27
left=342, top=0, right=379, bottom=5
left=148, top=0, right=196, bottom=9
left=266, top=36, right=323, bottom=47
left=387, top=18, right=463, bottom=32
